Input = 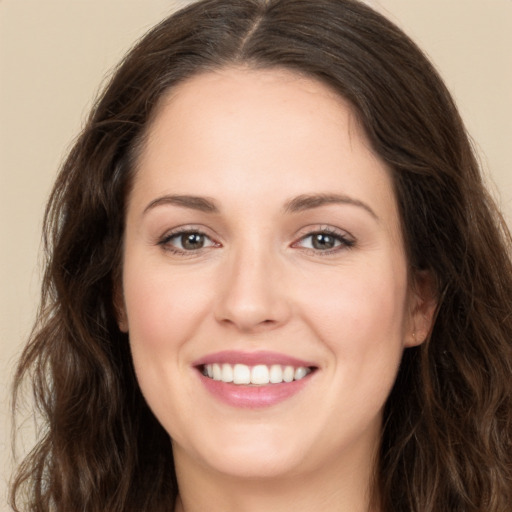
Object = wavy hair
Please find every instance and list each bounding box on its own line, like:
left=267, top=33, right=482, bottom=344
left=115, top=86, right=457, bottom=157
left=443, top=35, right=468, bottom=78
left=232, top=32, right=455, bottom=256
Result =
left=11, top=0, right=512, bottom=510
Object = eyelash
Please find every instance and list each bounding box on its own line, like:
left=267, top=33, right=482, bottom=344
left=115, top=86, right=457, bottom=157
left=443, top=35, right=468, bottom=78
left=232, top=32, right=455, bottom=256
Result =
left=293, top=227, right=355, bottom=255
left=158, top=227, right=219, bottom=255
left=157, top=226, right=355, bottom=255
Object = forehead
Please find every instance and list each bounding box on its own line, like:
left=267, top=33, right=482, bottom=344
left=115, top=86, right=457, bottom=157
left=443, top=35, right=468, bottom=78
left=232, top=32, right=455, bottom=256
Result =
left=131, top=67, right=399, bottom=231
left=153, top=67, right=361, bottom=146
left=140, top=67, right=368, bottom=169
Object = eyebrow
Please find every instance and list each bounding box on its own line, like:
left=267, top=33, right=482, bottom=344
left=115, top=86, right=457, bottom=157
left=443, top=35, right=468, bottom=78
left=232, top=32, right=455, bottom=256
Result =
left=283, top=193, right=378, bottom=220
left=142, top=192, right=377, bottom=220
left=143, top=194, right=219, bottom=215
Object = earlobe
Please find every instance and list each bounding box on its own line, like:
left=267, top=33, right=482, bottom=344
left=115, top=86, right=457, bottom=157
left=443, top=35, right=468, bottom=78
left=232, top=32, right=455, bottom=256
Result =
left=405, top=269, right=438, bottom=347
left=113, top=284, right=129, bottom=333
left=117, top=311, right=129, bottom=333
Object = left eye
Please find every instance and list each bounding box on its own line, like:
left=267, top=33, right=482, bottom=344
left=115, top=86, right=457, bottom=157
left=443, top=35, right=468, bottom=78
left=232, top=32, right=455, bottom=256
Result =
left=162, top=231, right=216, bottom=251
left=296, top=231, right=353, bottom=251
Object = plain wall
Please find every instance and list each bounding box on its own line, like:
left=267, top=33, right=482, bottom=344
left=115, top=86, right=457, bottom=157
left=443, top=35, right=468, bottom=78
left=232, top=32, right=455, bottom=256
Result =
left=1, top=1, right=510, bottom=509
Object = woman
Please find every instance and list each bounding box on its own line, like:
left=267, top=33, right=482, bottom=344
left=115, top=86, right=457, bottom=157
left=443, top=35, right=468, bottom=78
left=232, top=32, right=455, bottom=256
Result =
left=10, top=0, right=512, bottom=511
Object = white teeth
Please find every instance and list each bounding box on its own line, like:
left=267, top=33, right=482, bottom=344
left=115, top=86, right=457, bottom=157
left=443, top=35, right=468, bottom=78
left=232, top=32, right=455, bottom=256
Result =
left=233, top=364, right=251, bottom=384
left=202, top=363, right=312, bottom=385
left=294, top=367, right=308, bottom=380
left=251, top=365, right=270, bottom=385
left=283, top=365, right=295, bottom=383
left=221, top=363, right=233, bottom=383
left=269, top=364, right=283, bottom=383
left=212, top=363, right=222, bottom=381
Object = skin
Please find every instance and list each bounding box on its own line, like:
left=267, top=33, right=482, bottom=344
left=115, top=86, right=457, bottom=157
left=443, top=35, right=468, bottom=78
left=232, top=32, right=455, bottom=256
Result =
left=118, top=67, right=435, bottom=511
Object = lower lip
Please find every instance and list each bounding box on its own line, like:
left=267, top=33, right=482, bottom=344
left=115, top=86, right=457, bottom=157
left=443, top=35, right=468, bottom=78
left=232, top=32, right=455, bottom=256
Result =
left=197, top=372, right=313, bottom=409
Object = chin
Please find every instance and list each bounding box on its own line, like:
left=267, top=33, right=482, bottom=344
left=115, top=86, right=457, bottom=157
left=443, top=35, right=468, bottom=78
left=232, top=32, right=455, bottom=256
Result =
left=204, top=448, right=306, bottom=480
left=174, top=425, right=311, bottom=480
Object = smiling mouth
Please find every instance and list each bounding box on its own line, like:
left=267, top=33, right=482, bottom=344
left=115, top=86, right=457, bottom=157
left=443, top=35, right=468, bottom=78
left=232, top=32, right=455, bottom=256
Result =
left=200, top=363, right=315, bottom=385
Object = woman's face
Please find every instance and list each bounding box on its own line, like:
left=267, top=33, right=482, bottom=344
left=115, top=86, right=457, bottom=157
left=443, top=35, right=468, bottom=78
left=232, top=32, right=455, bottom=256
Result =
left=120, top=68, right=431, bottom=481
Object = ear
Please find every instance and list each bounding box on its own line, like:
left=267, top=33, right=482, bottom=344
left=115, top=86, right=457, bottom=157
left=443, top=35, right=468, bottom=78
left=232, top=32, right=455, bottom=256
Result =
left=404, top=269, right=438, bottom=347
left=113, top=282, right=129, bottom=333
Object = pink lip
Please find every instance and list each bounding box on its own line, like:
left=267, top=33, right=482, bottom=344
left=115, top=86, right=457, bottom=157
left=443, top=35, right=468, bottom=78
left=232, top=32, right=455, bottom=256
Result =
left=192, top=351, right=317, bottom=409
left=197, top=375, right=313, bottom=409
left=192, top=350, right=315, bottom=368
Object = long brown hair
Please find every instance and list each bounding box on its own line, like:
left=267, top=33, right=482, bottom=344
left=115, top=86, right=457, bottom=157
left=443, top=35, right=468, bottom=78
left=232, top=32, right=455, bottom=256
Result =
left=11, top=1, right=512, bottom=510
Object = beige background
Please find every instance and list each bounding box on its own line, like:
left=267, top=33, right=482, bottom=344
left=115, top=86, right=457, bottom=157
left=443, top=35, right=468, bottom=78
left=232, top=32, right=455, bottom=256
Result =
left=1, top=1, right=510, bottom=509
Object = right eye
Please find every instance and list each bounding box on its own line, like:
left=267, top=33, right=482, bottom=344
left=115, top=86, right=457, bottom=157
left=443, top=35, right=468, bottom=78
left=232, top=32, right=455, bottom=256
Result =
left=159, top=230, right=218, bottom=253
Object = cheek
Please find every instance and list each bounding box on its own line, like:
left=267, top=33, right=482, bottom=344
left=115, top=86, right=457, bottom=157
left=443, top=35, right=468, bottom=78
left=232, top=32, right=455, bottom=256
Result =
left=121, top=258, right=213, bottom=433
left=296, top=255, right=410, bottom=405
left=301, top=263, right=408, bottom=344
left=122, top=257, right=211, bottom=361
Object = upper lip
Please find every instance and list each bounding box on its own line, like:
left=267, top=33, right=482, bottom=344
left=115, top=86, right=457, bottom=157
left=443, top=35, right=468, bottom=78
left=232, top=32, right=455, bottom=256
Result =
left=192, top=350, right=316, bottom=368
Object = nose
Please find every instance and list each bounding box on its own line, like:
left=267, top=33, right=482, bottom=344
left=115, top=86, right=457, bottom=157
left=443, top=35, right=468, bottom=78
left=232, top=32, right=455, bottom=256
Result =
left=214, top=244, right=291, bottom=333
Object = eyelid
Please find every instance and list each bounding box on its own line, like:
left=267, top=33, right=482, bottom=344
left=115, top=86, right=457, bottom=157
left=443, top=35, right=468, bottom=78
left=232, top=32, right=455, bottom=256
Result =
left=157, top=225, right=221, bottom=253
left=291, top=225, right=356, bottom=253
left=155, top=224, right=354, bottom=256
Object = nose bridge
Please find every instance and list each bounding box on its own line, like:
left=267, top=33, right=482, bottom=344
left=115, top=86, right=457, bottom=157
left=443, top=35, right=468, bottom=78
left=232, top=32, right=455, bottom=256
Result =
left=215, top=236, right=289, bottom=331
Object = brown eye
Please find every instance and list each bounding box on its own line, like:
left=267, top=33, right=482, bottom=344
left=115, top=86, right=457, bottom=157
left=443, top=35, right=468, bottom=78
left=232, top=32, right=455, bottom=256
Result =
left=311, top=233, right=337, bottom=250
left=294, top=229, right=355, bottom=253
left=181, top=233, right=206, bottom=250
left=160, top=230, right=217, bottom=252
